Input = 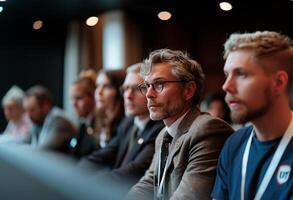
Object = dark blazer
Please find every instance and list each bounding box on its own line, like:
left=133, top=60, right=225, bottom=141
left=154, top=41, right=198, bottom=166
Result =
left=80, top=116, right=164, bottom=183
left=73, top=116, right=96, bottom=158
left=128, top=107, right=234, bottom=200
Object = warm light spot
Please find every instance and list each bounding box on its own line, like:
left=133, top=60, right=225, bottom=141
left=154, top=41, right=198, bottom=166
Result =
left=219, top=2, right=233, bottom=11
left=158, top=11, right=172, bottom=21
left=33, top=20, right=43, bottom=30
left=86, top=16, right=99, bottom=26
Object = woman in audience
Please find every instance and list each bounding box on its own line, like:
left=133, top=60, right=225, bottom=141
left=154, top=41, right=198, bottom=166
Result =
left=94, top=69, right=125, bottom=148
left=0, top=85, right=32, bottom=143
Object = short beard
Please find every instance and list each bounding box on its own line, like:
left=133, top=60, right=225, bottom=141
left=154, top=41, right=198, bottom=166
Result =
left=231, top=87, right=273, bottom=124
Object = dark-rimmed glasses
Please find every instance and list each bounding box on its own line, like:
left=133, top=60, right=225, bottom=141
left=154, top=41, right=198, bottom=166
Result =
left=138, top=80, right=189, bottom=95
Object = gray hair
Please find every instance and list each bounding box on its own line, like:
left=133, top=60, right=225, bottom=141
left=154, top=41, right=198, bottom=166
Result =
left=2, top=85, right=25, bottom=107
left=224, top=31, right=293, bottom=94
left=126, top=62, right=145, bottom=74
left=141, top=48, right=205, bottom=105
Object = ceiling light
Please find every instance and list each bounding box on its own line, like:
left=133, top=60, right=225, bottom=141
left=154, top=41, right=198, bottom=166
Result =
left=33, top=20, right=43, bottom=30
left=0, top=6, right=3, bottom=13
left=86, top=16, right=99, bottom=26
left=158, top=11, right=172, bottom=21
left=219, top=2, right=233, bottom=11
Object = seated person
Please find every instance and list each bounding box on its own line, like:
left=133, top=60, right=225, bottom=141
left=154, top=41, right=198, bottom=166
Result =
left=78, top=63, right=164, bottom=189
left=70, top=77, right=97, bottom=158
left=23, top=85, right=76, bottom=153
left=211, top=31, right=293, bottom=200
left=128, top=49, right=234, bottom=200
left=0, top=85, right=32, bottom=143
left=94, top=69, right=126, bottom=148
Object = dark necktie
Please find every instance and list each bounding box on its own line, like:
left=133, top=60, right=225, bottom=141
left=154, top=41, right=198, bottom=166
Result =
left=160, top=131, right=173, bottom=182
left=74, top=123, right=87, bottom=157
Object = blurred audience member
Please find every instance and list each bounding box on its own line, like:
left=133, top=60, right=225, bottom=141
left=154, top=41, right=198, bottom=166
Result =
left=23, top=85, right=76, bottom=153
left=79, top=63, right=164, bottom=191
left=202, top=93, right=231, bottom=123
left=0, top=85, right=32, bottom=143
left=70, top=77, right=97, bottom=158
left=94, top=69, right=126, bottom=148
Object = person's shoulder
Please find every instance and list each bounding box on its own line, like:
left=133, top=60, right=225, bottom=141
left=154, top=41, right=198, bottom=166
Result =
left=118, top=117, right=134, bottom=129
left=223, top=125, right=253, bottom=149
left=189, top=112, right=234, bottom=137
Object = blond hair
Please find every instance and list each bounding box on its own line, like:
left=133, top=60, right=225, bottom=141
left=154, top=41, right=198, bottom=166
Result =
left=224, top=31, right=293, bottom=93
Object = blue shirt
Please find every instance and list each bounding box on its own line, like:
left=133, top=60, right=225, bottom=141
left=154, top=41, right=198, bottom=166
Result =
left=211, top=126, right=293, bottom=200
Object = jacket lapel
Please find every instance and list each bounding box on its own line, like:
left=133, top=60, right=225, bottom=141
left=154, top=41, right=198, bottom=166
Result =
left=164, top=107, right=200, bottom=172
left=114, top=119, right=134, bottom=167
left=126, top=120, right=155, bottom=161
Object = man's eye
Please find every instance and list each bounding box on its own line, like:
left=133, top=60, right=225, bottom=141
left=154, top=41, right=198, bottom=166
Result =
left=155, top=82, right=164, bottom=87
left=237, top=72, right=247, bottom=77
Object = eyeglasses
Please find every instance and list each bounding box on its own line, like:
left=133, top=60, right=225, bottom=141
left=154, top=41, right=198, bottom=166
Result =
left=138, top=80, right=189, bottom=95
left=120, top=85, right=141, bottom=94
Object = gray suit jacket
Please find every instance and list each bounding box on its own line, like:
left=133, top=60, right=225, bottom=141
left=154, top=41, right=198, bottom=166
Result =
left=28, top=107, right=76, bottom=153
left=128, top=107, right=234, bottom=200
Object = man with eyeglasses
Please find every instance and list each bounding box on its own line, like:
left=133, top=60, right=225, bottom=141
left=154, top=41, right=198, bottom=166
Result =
left=78, top=63, right=164, bottom=193
left=128, top=49, right=234, bottom=200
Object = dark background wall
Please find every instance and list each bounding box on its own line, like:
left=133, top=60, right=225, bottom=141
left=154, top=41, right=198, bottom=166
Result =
left=0, top=20, right=67, bottom=131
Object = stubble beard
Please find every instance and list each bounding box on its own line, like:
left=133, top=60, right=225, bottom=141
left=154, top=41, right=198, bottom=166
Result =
left=231, top=87, right=273, bottom=124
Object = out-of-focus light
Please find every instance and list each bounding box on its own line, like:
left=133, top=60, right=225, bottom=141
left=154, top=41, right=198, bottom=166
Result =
left=33, top=20, right=43, bottom=30
left=219, top=2, right=233, bottom=11
left=86, top=16, right=99, bottom=26
left=158, top=11, right=172, bottom=21
left=0, top=6, right=3, bottom=13
left=0, top=0, right=6, bottom=2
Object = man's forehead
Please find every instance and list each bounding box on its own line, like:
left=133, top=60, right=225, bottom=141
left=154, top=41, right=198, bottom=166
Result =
left=145, top=65, right=174, bottom=82
left=124, top=72, right=143, bottom=84
left=224, top=51, right=253, bottom=70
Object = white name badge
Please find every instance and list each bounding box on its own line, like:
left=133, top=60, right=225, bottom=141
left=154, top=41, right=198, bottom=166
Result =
left=277, top=165, right=291, bottom=184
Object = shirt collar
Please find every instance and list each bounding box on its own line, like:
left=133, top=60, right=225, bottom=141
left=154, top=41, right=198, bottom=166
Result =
left=166, top=110, right=189, bottom=138
left=134, top=117, right=150, bottom=132
left=80, top=112, right=95, bottom=126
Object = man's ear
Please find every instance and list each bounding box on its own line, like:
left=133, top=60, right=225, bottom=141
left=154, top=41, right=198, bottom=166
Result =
left=183, top=81, right=196, bottom=101
left=273, top=70, right=288, bottom=95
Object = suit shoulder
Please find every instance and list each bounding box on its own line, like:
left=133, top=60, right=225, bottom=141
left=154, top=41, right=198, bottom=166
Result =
left=189, top=113, right=234, bottom=139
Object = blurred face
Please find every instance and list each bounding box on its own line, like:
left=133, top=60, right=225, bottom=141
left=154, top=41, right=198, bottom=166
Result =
left=222, top=50, right=275, bottom=124
left=144, top=63, right=191, bottom=126
left=207, top=100, right=225, bottom=120
left=70, top=83, right=95, bottom=118
left=23, top=96, right=47, bottom=125
left=95, top=73, right=117, bottom=110
left=122, top=72, right=148, bottom=119
left=3, top=100, right=24, bottom=121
